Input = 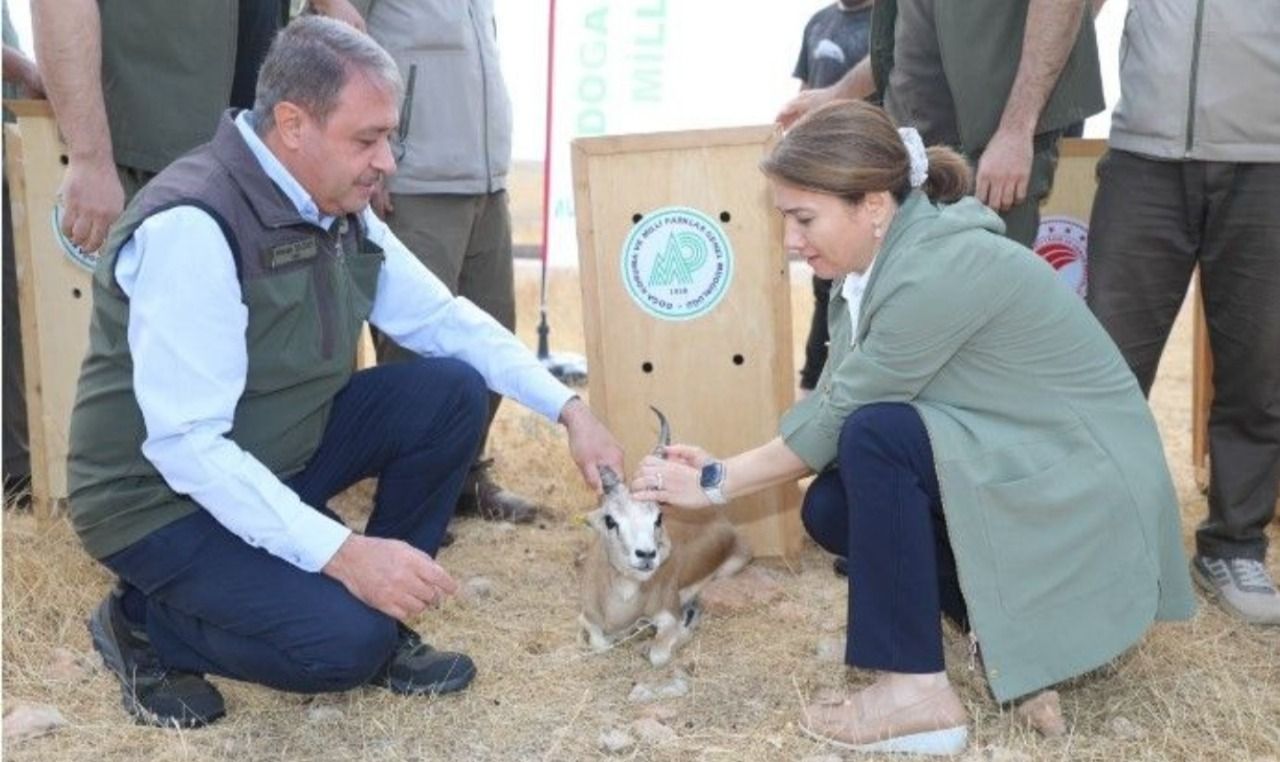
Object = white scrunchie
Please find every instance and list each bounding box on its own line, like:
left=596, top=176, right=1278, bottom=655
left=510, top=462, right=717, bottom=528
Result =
left=898, top=127, right=929, bottom=189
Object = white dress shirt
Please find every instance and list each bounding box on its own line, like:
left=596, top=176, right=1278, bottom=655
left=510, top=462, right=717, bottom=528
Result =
left=114, top=112, right=575, bottom=572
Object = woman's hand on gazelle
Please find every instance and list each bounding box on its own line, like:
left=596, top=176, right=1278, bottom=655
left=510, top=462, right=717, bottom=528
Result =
left=630, top=453, right=710, bottom=509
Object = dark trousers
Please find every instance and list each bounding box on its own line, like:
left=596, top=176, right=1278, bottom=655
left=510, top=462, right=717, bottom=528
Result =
left=1087, top=150, right=1280, bottom=561
left=801, top=403, right=967, bottom=673
left=101, top=358, right=488, bottom=693
left=800, top=275, right=833, bottom=391
left=2, top=175, right=29, bottom=480
left=793, top=402, right=962, bottom=671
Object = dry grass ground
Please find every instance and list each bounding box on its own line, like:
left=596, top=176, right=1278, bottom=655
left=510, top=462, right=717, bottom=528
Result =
left=3, top=261, right=1278, bottom=761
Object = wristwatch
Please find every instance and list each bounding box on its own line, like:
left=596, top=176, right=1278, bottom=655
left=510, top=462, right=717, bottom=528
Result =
left=699, top=460, right=728, bottom=505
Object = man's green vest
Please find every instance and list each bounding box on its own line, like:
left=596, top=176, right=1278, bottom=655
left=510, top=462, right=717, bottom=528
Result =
left=869, top=0, right=1105, bottom=155
left=67, top=112, right=385, bottom=560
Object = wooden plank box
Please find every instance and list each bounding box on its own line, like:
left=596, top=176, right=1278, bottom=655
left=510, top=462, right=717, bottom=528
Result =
left=572, top=126, right=803, bottom=558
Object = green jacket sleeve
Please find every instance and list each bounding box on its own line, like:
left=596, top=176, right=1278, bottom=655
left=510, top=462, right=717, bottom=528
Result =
left=779, top=237, right=1004, bottom=471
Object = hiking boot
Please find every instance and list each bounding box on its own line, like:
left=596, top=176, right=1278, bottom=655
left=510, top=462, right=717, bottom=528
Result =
left=87, top=588, right=226, bottom=728
left=370, top=624, right=476, bottom=696
left=455, top=458, right=540, bottom=524
left=1192, top=555, right=1280, bottom=625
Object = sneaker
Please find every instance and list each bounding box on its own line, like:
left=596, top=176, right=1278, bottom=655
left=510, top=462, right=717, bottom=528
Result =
left=369, top=624, right=476, bottom=696
left=87, top=588, right=226, bottom=727
left=1192, top=555, right=1280, bottom=625
left=455, top=459, right=540, bottom=524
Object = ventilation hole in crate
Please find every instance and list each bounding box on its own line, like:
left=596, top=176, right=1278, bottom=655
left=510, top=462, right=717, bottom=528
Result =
left=642, top=361, right=654, bottom=373
left=732, top=354, right=745, bottom=366
left=719, top=211, right=731, bottom=223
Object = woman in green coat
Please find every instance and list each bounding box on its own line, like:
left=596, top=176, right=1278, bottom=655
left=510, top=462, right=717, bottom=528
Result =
left=629, top=100, right=1195, bottom=757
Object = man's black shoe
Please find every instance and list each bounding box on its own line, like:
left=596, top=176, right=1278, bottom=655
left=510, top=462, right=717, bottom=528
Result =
left=87, top=589, right=226, bottom=728
left=833, top=556, right=848, bottom=577
left=370, top=624, right=476, bottom=696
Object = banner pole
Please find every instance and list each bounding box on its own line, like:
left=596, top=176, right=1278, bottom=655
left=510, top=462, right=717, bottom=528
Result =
left=534, top=0, right=587, bottom=385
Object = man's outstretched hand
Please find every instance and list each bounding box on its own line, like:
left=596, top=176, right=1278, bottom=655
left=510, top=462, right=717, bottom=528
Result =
left=323, top=534, right=456, bottom=621
left=560, top=397, right=625, bottom=494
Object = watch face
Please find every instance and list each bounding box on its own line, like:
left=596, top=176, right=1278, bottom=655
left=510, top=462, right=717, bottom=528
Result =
left=700, top=461, right=725, bottom=489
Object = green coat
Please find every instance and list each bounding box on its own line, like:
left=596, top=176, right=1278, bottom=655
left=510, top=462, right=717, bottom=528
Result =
left=780, top=192, right=1195, bottom=702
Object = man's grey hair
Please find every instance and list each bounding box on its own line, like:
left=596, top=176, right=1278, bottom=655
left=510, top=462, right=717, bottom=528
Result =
left=252, top=15, right=403, bottom=134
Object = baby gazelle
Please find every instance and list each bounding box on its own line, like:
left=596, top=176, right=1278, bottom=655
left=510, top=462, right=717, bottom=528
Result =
left=579, top=409, right=751, bottom=666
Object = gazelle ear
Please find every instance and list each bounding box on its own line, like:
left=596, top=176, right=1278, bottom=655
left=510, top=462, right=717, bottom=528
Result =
left=598, top=465, right=622, bottom=494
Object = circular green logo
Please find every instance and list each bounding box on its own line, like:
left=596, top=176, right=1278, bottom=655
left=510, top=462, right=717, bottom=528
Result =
left=620, top=206, right=733, bottom=321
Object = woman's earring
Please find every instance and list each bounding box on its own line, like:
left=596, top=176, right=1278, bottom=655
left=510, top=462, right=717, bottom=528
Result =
left=873, top=224, right=883, bottom=239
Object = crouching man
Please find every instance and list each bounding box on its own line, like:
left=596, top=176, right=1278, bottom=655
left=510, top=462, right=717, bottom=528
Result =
left=67, top=16, right=623, bottom=728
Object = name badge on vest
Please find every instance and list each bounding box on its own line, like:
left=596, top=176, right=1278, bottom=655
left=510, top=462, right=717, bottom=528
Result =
left=265, top=237, right=319, bottom=269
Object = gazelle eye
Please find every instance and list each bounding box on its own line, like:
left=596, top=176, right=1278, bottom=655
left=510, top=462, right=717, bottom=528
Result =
left=654, top=512, right=664, bottom=528
left=603, top=514, right=618, bottom=531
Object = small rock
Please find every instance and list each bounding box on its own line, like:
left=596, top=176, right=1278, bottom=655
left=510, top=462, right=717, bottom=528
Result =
left=700, top=565, right=784, bottom=614
left=3, top=703, right=68, bottom=742
left=306, top=705, right=345, bottom=724
left=631, top=717, right=677, bottom=745
left=628, top=674, right=689, bottom=703
left=801, top=755, right=843, bottom=762
left=48, top=648, right=90, bottom=681
left=815, top=636, right=846, bottom=663
left=819, top=619, right=845, bottom=633
left=1108, top=716, right=1145, bottom=740
left=1015, top=689, right=1066, bottom=738
left=655, top=675, right=689, bottom=700
left=598, top=728, right=634, bottom=754
left=462, top=576, right=495, bottom=601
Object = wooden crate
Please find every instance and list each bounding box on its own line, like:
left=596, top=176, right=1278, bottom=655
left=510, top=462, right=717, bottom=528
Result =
left=572, top=126, right=802, bottom=558
left=1191, top=283, right=1212, bottom=492
left=1042, top=138, right=1107, bottom=220
left=4, top=101, right=94, bottom=518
